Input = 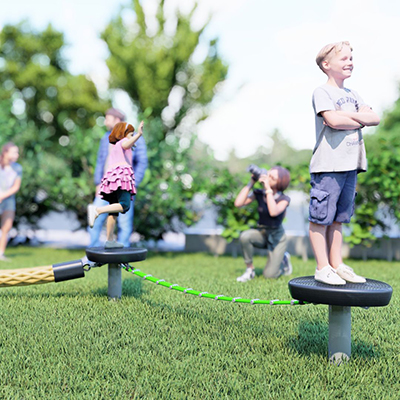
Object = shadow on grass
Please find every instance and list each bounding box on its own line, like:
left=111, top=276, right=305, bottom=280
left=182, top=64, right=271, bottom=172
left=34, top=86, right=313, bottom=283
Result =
left=288, top=319, right=380, bottom=360
left=142, top=251, right=244, bottom=261
left=352, top=342, right=381, bottom=359
left=92, top=277, right=145, bottom=299
left=1, top=251, right=35, bottom=259
left=0, top=290, right=97, bottom=299
left=254, top=267, right=264, bottom=277
left=288, top=319, right=327, bottom=357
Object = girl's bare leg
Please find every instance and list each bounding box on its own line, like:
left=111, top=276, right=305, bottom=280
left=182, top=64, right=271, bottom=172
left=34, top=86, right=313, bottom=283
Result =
left=88, top=202, right=125, bottom=247
left=97, top=203, right=123, bottom=215
left=0, top=210, right=15, bottom=256
left=106, top=215, right=118, bottom=242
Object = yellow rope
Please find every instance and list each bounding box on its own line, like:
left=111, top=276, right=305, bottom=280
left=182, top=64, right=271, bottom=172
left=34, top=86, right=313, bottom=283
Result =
left=0, top=266, right=54, bottom=287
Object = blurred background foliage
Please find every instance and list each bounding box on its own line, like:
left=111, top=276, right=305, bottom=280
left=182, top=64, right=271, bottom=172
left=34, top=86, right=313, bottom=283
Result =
left=101, top=0, right=230, bottom=239
left=0, top=0, right=399, bottom=246
left=346, top=104, right=400, bottom=247
left=0, top=22, right=109, bottom=227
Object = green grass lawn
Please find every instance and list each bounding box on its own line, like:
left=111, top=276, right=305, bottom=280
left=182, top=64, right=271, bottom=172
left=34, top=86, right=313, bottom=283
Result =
left=0, top=247, right=399, bottom=399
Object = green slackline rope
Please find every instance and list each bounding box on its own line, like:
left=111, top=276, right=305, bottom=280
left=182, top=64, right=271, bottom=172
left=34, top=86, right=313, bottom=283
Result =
left=121, top=264, right=306, bottom=306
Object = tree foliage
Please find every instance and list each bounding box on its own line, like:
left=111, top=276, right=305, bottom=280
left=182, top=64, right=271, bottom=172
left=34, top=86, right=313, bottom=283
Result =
left=9, top=9, right=392, bottom=248
left=0, top=22, right=109, bottom=226
left=102, top=0, right=227, bottom=136
left=102, top=0, right=229, bottom=239
left=345, top=100, right=400, bottom=246
left=206, top=132, right=311, bottom=243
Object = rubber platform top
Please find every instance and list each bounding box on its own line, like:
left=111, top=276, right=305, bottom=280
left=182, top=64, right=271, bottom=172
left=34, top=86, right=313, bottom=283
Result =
left=85, top=247, right=147, bottom=264
left=288, top=276, right=393, bottom=307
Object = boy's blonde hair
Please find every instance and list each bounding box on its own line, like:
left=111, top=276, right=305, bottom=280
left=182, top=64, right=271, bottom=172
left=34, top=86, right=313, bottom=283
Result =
left=316, top=41, right=352, bottom=72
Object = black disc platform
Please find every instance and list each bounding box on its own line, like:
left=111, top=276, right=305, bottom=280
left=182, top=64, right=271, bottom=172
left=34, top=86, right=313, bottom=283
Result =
left=288, top=276, right=393, bottom=307
left=85, top=247, right=147, bottom=264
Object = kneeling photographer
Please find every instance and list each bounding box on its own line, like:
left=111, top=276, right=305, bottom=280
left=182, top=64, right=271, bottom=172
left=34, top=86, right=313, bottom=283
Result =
left=234, top=165, right=292, bottom=282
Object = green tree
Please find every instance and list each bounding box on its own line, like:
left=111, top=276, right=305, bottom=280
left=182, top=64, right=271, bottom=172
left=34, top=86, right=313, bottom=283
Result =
left=224, top=129, right=312, bottom=176
left=203, top=157, right=311, bottom=244
left=345, top=102, right=400, bottom=247
left=0, top=22, right=109, bottom=226
left=101, top=0, right=228, bottom=239
left=207, top=167, right=258, bottom=242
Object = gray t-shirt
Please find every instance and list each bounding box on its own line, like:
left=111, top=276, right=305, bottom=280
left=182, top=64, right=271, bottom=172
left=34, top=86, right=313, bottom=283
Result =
left=0, top=162, right=22, bottom=193
left=310, top=84, right=367, bottom=173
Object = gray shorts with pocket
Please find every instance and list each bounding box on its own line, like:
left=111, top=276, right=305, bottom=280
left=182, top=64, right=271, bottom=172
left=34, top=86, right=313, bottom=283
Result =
left=308, top=170, right=357, bottom=225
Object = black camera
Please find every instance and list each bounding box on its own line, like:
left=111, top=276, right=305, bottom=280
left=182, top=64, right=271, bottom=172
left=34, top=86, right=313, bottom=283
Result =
left=247, top=164, right=268, bottom=181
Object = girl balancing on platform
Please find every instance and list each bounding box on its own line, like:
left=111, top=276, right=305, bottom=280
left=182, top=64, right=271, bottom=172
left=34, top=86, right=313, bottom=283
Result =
left=87, top=121, right=144, bottom=248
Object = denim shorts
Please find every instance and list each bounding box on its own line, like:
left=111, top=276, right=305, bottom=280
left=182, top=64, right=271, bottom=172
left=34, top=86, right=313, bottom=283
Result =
left=0, top=196, right=16, bottom=213
left=308, top=170, right=357, bottom=225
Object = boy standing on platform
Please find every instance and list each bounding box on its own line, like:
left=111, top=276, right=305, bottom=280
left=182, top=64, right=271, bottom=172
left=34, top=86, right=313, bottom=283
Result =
left=309, top=41, right=380, bottom=285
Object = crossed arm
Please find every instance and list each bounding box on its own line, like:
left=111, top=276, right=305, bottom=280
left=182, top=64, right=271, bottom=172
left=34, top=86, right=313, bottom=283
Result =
left=322, top=105, right=380, bottom=130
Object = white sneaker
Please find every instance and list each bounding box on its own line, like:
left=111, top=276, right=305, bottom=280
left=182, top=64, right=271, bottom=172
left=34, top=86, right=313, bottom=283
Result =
left=336, top=264, right=366, bottom=283
left=282, top=252, right=293, bottom=276
left=87, top=204, right=99, bottom=228
left=236, top=268, right=255, bottom=282
left=315, top=265, right=346, bottom=285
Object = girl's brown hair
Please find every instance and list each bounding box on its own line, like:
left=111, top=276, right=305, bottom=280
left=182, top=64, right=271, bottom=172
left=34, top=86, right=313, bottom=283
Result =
left=109, top=122, right=135, bottom=144
left=270, top=166, right=290, bottom=192
left=0, top=142, right=18, bottom=168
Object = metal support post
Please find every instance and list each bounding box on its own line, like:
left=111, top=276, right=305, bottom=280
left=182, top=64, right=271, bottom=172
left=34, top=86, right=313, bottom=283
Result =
left=108, top=263, right=122, bottom=300
left=328, top=305, right=351, bottom=364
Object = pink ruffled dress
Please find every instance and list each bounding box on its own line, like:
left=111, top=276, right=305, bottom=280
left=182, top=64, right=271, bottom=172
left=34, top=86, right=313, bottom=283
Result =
left=99, top=138, right=136, bottom=199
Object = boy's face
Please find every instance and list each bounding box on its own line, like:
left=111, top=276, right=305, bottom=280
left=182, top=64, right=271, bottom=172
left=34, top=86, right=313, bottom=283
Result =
left=323, top=45, right=353, bottom=80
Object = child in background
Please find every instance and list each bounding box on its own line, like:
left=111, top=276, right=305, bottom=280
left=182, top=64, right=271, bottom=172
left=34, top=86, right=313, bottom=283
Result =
left=88, top=121, right=144, bottom=248
left=0, top=143, right=22, bottom=261
left=309, top=41, right=380, bottom=285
